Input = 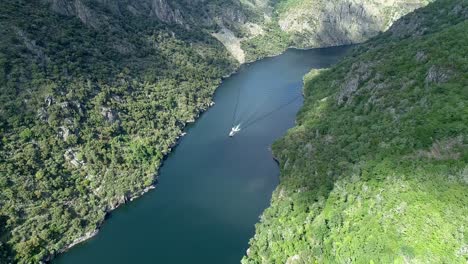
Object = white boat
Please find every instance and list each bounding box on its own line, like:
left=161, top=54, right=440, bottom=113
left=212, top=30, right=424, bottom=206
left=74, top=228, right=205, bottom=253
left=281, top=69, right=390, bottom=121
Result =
left=229, top=124, right=241, bottom=137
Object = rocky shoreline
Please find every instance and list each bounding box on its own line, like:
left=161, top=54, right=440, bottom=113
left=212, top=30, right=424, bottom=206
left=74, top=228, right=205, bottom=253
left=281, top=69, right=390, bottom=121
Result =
left=42, top=44, right=332, bottom=262
left=40, top=41, right=351, bottom=262
left=42, top=39, right=277, bottom=260
left=42, top=83, right=231, bottom=263
left=41, top=44, right=317, bottom=262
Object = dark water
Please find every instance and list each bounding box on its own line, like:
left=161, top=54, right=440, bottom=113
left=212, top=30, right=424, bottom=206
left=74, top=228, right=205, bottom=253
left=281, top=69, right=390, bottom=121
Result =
left=54, top=46, right=350, bottom=264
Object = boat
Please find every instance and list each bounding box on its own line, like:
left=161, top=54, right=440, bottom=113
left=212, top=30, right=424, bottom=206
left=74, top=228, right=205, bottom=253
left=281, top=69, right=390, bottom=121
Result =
left=229, top=124, right=241, bottom=137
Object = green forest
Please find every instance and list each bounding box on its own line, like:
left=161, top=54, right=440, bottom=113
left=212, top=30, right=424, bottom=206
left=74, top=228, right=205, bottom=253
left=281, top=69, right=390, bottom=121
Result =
left=243, top=0, right=468, bottom=263
left=0, top=1, right=237, bottom=262
left=1, top=0, right=467, bottom=263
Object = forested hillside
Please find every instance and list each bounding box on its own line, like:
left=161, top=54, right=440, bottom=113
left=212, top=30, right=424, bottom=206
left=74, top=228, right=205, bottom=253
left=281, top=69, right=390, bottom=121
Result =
left=243, top=0, right=468, bottom=263
left=0, top=0, right=445, bottom=263
left=0, top=0, right=241, bottom=262
left=207, top=0, right=431, bottom=62
left=240, top=0, right=432, bottom=61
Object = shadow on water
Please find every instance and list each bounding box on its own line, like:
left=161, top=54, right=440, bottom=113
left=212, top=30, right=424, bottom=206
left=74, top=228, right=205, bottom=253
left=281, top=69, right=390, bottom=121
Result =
left=53, top=46, right=351, bottom=264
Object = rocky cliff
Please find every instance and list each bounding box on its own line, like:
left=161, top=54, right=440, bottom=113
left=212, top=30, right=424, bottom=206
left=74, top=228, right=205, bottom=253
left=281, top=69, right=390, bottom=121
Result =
left=277, top=0, right=430, bottom=47
left=41, top=0, right=432, bottom=63
left=42, top=0, right=263, bottom=30
left=240, top=0, right=432, bottom=61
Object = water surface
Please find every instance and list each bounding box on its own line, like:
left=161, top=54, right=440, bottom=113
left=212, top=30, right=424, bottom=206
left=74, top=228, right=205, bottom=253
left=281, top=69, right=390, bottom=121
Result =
left=54, top=46, right=350, bottom=264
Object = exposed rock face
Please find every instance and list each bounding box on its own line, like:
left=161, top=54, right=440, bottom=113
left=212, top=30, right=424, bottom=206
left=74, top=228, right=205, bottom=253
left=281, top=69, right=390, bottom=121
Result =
left=285, top=254, right=301, bottom=264
left=218, top=5, right=247, bottom=24
left=100, top=107, right=119, bottom=123
left=149, top=0, right=184, bottom=24
left=415, top=51, right=428, bottom=62
left=37, top=107, right=49, bottom=121
left=59, top=126, right=71, bottom=141
left=425, top=65, right=451, bottom=85
left=212, top=27, right=246, bottom=63
left=43, top=0, right=183, bottom=26
left=45, top=0, right=75, bottom=16
left=210, top=0, right=431, bottom=62
left=337, top=62, right=374, bottom=105
left=43, top=0, right=252, bottom=28
left=389, top=0, right=468, bottom=39
left=42, top=0, right=431, bottom=63
left=64, top=148, right=84, bottom=168
left=44, top=0, right=106, bottom=28
left=277, top=0, right=431, bottom=47
left=243, top=1, right=468, bottom=263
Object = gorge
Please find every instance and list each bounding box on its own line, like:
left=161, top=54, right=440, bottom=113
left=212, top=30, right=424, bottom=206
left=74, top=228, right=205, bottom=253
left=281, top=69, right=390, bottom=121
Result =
left=1, top=0, right=466, bottom=263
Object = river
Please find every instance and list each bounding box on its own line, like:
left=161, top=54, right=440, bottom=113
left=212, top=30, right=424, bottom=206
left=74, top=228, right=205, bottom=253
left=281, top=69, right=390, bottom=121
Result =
left=53, top=46, right=350, bottom=264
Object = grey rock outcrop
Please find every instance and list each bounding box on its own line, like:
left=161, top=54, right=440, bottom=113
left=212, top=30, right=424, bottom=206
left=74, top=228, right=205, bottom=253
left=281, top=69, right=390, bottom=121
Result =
left=64, top=148, right=84, bottom=167
left=278, top=0, right=430, bottom=48
left=425, top=65, right=451, bottom=85
left=100, top=107, right=119, bottom=123
left=149, top=0, right=184, bottom=24
left=42, top=0, right=432, bottom=64
left=44, top=0, right=106, bottom=28
left=337, top=62, right=374, bottom=105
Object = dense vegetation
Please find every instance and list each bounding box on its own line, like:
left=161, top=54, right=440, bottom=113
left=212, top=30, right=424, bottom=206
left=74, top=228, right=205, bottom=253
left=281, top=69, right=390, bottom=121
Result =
left=242, top=0, right=431, bottom=62
left=242, top=21, right=292, bottom=62
left=0, top=1, right=238, bottom=263
left=243, top=0, right=468, bottom=263
left=1, top=0, right=464, bottom=263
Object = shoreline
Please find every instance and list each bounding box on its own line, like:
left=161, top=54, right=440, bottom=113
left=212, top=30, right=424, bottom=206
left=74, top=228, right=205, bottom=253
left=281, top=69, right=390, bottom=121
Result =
left=43, top=69, right=243, bottom=263
left=44, top=44, right=344, bottom=263
left=43, top=102, right=215, bottom=263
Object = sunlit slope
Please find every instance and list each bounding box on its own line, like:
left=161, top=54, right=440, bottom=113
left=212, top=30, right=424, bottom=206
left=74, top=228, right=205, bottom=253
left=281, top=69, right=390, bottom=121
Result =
left=241, top=0, right=431, bottom=61
left=244, top=0, right=468, bottom=263
left=0, top=1, right=236, bottom=262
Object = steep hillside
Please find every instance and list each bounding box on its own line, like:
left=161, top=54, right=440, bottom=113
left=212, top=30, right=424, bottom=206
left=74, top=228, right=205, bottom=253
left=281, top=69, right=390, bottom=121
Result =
left=42, top=0, right=266, bottom=30
left=243, top=0, right=468, bottom=263
left=0, top=0, right=240, bottom=263
left=0, top=0, right=445, bottom=263
left=206, top=0, right=431, bottom=63
left=239, top=0, right=431, bottom=61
